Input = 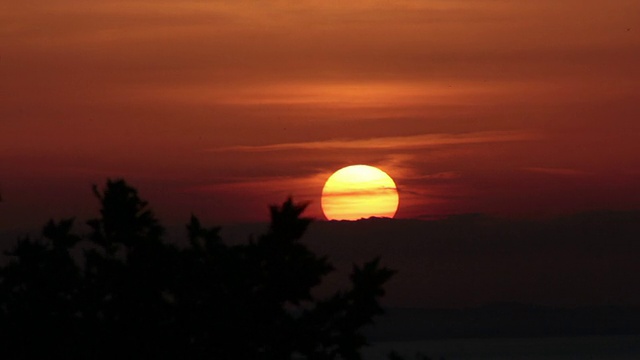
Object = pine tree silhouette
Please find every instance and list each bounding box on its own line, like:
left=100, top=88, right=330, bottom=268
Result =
left=0, top=179, right=394, bottom=359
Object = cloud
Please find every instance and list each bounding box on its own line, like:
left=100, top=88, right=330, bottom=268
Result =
left=522, top=167, right=591, bottom=176
left=184, top=174, right=325, bottom=196
left=207, top=131, right=536, bottom=153
left=409, top=171, right=462, bottom=181
left=127, top=80, right=518, bottom=109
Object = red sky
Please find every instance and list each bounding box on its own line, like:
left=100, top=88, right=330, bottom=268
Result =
left=1, top=0, right=640, bottom=229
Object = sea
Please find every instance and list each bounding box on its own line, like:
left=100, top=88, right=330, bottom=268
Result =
left=362, top=335, right=640, bottom=360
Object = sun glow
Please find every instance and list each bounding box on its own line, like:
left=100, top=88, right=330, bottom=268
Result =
left=321, top=165, right=399, bottom=221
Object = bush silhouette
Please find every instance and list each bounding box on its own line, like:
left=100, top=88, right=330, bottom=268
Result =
left=0, top=179, right=394, bottom=359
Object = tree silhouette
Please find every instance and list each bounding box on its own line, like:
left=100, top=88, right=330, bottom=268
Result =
left=0, top=179, right=394, bottom=359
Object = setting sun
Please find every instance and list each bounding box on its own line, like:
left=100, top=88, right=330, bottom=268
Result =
left=321, top=165, right=399, bottom=221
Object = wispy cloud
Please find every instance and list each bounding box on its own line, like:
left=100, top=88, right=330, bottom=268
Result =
left=128, top=80, right=516, bottom=108
left=183, top=174, right=326, bottom=195
left=522, top=167, right=591, bottom=176
left=207, top=131, right=536, bottom=153
left=409, top=171, right=462, bottom=181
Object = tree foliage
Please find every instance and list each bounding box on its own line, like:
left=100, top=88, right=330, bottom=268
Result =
left=0, top=179, right=394, bottom=359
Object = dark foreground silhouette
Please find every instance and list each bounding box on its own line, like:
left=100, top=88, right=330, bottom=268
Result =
left=0, top=179, right=394, bottom=359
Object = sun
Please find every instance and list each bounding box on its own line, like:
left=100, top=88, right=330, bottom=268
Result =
left=321, top=165, right=399, bottom=221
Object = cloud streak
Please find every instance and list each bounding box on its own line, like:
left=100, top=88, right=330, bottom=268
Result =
left=207, top=131, right=537, bottom=153
left=522, top=167, right=591, bottom=176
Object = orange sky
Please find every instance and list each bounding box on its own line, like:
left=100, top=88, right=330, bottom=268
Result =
left=1, top=0, right=639, bottom=229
